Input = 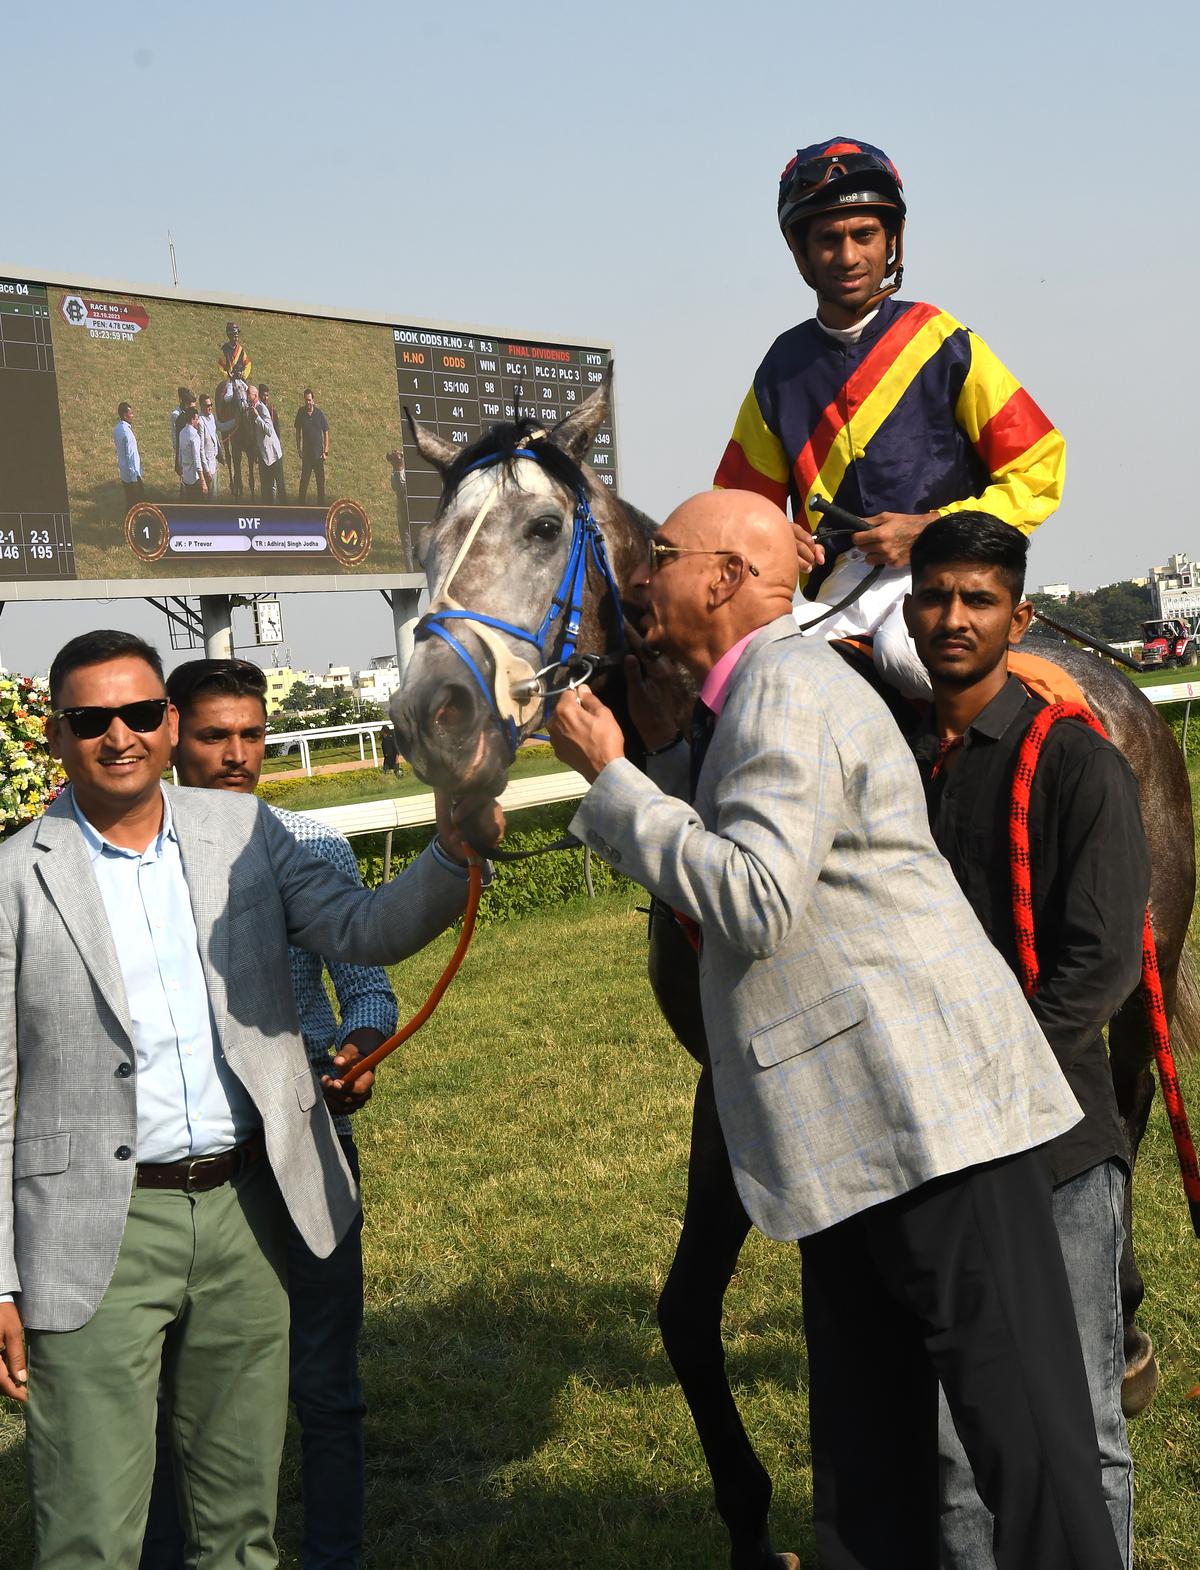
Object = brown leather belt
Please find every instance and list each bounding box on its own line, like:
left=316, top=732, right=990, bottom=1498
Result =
left=136, top=1132, right=266, bottom=1192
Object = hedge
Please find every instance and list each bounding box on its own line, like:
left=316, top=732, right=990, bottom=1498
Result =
left=345, top=801, right=633, bottom=925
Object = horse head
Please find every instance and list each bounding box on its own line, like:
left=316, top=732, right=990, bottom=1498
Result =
left=392, top=373, right=650, bottom=796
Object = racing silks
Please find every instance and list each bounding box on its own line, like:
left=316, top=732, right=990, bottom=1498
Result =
left=715, top=296, right=1065, bottom=550
left=218, top=341, right=253, bottom=380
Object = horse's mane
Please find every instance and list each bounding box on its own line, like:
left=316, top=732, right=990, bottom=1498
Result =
left=437, top=417, right=587, bottom=516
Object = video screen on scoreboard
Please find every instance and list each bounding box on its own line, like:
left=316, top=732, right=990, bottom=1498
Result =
left=0, top=276, right=615, bottom=592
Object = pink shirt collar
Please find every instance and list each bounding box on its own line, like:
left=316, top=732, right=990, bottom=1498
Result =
left=699, top=628, right=762, bottom=716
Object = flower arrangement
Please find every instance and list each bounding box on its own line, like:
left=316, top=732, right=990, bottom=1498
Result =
left=0, top=673, right=65, bottom=838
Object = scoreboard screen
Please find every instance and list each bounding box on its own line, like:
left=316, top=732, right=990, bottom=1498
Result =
left=0, top=273, right=616, bottom=602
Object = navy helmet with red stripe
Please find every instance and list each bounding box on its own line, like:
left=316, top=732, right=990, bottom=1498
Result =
left=778, top=138, right=906, bottom=301
left=777, top=138, right=906, bottom=232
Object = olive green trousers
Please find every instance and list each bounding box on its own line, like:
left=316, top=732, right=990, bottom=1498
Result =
left=25, top=1161, right=289, bottom=1570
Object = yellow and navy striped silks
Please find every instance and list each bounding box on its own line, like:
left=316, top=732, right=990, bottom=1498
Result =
left=715, top=297, right=1064, bottom=549
left=217, top=342, right=253, bottom=380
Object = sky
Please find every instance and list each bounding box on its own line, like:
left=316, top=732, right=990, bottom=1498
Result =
left=1, top=0, right=1195, bottom=676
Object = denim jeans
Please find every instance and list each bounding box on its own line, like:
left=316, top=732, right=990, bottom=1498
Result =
left=288, top=1134, right=367, bottom=1570
left=141, top=1134, right=366, bottom=1570
left=938, top=1158, right=1131, bottom=1569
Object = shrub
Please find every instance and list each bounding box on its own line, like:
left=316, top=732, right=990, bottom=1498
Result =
left=0, top=674, right=66, bottom=839
left=352, top=802, right=632, bottom=925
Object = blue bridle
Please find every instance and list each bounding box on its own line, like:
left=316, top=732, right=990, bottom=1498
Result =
left=416, top=446, right=626, bottom=754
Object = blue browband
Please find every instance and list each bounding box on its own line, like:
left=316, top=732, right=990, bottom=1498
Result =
left=416, top=447, right=625, bottom=755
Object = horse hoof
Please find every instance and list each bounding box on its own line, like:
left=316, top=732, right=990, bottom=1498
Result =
left=1122, top=1328, right=1160, bottom=1418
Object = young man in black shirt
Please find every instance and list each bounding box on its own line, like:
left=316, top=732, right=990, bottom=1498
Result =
left=904, top=513, right=1148, bottom=1568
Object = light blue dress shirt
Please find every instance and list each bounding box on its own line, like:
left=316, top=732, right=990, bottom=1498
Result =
left=72, top=786, right=259, bottom=1162
left=113, top=418, right=142, bottom=483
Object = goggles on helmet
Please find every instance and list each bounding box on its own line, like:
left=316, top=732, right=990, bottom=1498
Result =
left=777, top=145, right=906, bottom=236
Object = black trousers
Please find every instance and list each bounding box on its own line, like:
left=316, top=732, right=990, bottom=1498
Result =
left=258, top=460, right=283, bottom=504
left=800, top=1149, right=1123, bottom=1570
left=299, top=453, right=326, bottom=503
left=123, top=478, right=146, bottom=509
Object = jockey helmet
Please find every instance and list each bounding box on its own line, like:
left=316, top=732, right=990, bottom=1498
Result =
left=778, top=138, right=906, bottom=299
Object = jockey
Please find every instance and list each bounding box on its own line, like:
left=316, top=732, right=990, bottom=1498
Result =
left=218, top=319, right=252, bottom=382
left=715, top=137, right=1065, bottom=696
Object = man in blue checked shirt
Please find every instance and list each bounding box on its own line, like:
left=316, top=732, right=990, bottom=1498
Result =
left=143, top=656, right=397, bottom=1570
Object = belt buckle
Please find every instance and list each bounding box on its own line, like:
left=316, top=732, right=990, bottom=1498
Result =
left=182, top=1154, right=218, bottom=1192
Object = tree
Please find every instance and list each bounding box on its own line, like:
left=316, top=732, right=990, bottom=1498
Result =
left=280, top=680, right=318, bottom=713
left=1027, top=582, right=1150, bottom=646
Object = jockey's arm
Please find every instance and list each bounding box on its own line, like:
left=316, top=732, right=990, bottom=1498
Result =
left=935, top=331, right=1065, bottom=538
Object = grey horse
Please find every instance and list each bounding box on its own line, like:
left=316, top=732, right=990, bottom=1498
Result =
left=392, top=376, right=1198, bottom=1570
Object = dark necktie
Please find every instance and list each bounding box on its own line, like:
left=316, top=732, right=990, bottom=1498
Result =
left=689, top=698, right=717, bottom=801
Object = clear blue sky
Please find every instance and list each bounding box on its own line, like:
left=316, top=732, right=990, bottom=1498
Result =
left=1, top=0, right=1195, bottom=674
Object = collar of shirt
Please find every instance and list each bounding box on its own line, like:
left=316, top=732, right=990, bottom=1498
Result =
left=699, top=627, right=764, bottom=716
left=814, top=305, right=880, bottom=346
left=914, top=672, right=1031, bottom=764
left=71, top=782, right=174, bottom=862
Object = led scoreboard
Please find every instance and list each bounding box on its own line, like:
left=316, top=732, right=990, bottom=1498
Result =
left=393, top=326, right=616, bottom=526
left=0, top=270, right=616, bottom=602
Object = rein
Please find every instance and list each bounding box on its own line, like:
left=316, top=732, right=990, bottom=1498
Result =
left=417, top=441, right=626, bottom=756
left=337, top=858, right=484, bottom=1087
left=1010, top=703, right=1200, bottom=1237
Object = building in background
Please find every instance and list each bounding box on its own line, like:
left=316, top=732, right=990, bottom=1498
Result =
left=1036, top=582, right=1072, bottom=600
left=355, top=655, right=400, bottom=707
left=264, top=666, right=317, bottom=714
left=1148, top=554, right=1200, bottom=621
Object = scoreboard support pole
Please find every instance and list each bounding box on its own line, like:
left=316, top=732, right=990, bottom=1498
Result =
left=200, top=594, right=234, bottom=659
left=387, top=586, right=425, bottom=679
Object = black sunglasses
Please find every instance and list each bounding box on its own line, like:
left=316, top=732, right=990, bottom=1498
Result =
left=52, top=698, right=169, bottom=740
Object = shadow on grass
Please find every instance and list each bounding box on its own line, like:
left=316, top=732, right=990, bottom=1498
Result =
left=341, top=1269, right=812, bottom=1570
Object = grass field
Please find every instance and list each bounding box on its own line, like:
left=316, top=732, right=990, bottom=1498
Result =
left=2, top=894, right=1199, bottom=1562
left=259, top=749, right=569, bottom=808
left=49, top=285, right=411, bottom=581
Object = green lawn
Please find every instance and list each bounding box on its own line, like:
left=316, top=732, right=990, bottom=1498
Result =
left=258, top=748, right=569, bottom=810
left=2, top=911, right=1199, bottom=1563
left=1130, top=666, right=1200, bottom=690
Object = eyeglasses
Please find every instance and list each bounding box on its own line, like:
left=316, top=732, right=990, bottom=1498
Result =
left=647, top=542, right=759, bottom=576
left=52, top=698, right=169, bottom=740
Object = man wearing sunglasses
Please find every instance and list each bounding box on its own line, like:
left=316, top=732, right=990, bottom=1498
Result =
left=0, top=629, right=501, bottom=1568
left=715, top=137, right=1064, bottom=699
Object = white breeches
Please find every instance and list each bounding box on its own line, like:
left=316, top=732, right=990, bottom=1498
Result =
left=795, top=551, right=932, bottom=699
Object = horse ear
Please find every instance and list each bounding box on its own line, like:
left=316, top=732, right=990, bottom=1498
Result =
left=551, top=364, right=612, bottom=464
left=403, top=407, right=460, bottom=474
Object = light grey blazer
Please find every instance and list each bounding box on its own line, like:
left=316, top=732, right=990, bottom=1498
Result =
left=0, top=785, right=468, bottom=1331
left=572, top=617, right=1080, bottom=1241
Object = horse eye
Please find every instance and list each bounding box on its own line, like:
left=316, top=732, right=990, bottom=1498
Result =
left=528, top=514, right=563, bottom=542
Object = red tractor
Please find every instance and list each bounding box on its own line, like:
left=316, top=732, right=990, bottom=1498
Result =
left=1140, top=617, right=1200, bottom=669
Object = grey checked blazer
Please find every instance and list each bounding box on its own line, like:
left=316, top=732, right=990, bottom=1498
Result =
left=572, top=617, right=1080, bottom=1241
left=0, top=786, right=469, bottom=1331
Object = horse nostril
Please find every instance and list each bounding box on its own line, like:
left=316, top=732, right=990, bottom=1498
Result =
left=431, top=683, right=477, bottom=735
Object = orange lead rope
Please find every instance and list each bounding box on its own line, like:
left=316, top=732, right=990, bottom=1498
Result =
left=337, top=859, right=484, bottom=1088
left=1010, top=703, right=1200, bottom=1238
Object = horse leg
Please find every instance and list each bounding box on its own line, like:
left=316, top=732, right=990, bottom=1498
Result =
left=657, top=1066, right=797, bottom=1570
